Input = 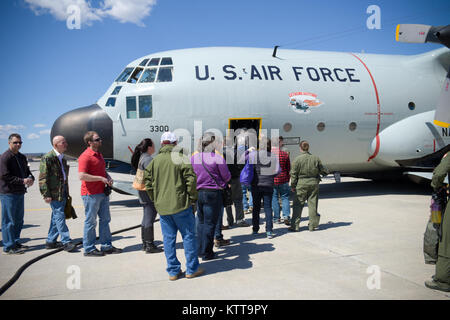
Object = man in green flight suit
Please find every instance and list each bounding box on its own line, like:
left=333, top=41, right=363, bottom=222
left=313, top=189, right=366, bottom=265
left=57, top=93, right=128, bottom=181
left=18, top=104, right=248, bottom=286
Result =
left=425, top=152, right=450, bottom=292
left=289, top=140, right=328, bottom=232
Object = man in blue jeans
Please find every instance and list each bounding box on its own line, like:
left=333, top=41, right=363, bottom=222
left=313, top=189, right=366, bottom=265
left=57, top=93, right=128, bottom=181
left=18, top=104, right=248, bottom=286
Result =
left=144, top=132, right=203, bottom=280
left=39, top=135, right=76, bottom=252
left=242, top=185, right=253, bottom=214
left=272, top=136, right=291, bottom=225
left=0, top=133, right=34, bottom=255
left=78, top=131, right=122, bottom=257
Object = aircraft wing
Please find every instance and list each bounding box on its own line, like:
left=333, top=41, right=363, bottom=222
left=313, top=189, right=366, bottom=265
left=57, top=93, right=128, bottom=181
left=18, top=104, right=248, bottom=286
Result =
left=112, top=180, right=139, bottom=196
left=403, top=171, right=448, bottom=184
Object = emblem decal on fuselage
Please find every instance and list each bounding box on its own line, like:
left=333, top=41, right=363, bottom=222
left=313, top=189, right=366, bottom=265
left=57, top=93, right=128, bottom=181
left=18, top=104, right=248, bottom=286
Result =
left=289, top=92, right=324, bottom=114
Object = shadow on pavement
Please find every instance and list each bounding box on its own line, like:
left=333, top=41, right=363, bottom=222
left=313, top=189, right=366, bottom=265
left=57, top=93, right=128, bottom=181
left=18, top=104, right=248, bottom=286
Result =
left=109, top=199, right=141, bottom=207
left=319, top=180, right=432, bottom=199
left=199, top=233, right=275, bottom=276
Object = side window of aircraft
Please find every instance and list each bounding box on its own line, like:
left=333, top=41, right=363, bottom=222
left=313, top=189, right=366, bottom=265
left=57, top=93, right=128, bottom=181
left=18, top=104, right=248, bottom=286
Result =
left=139, top=68, right=158, bottom=83
left=128, top=67, right=144, bottom=83
left=115, top=67, right=134, bottom=82
left=111, top=86, right=122, bottom=95
left=160, top=57, right=173, bottom=65
left=139, top=95, right=152, bottom=118
left=139, top=59, right=149, bottom=66
left=148, top=58, right=160, bottom=66
left=105, top=97, right=116, bottom=107
left=157, top=67, right=173, bottom=82
left=126, top=96, right=137, bottom=119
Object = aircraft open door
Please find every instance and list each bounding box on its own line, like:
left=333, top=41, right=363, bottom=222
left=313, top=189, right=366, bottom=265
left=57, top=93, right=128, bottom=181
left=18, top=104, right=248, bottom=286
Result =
left=228, top=118, right=262, bottom=147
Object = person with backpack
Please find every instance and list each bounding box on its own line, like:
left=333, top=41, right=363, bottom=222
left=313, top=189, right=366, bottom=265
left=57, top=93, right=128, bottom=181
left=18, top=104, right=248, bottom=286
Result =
left=425, top=152, right=450, bottom=292
left=237, top=130, right=253, bottom=215
left=248, top=137, right=280, bottom=239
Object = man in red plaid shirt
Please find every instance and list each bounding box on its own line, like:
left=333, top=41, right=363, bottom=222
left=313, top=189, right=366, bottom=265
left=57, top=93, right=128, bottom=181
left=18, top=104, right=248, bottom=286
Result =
left=271, top=136, right=291, bottom=225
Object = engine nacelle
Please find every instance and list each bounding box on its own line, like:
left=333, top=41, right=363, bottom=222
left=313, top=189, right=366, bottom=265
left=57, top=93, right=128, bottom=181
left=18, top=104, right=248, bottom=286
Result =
left=370, top=111, right=446, bottom=167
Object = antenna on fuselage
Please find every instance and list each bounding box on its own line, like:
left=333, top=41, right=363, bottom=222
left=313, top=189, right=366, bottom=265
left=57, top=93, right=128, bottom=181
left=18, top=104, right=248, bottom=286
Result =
left=272, top=45, right=279, bottom=58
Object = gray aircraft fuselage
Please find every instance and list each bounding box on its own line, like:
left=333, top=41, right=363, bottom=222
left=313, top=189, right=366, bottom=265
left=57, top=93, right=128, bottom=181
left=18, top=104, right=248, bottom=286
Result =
left=52, top=46, right=450, bottom=178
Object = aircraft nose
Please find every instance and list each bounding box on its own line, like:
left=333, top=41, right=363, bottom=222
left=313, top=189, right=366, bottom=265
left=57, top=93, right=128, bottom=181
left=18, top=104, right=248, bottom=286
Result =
left=51, top=104, right=113, bottom=159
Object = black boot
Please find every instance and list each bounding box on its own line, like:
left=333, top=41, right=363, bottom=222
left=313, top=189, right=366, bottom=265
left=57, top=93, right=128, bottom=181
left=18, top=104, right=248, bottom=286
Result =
left=141, top=226, right=147, bottom=251
left=143, top=226, right=163, bottom=253
left=146, top=242, right=163, bottom=253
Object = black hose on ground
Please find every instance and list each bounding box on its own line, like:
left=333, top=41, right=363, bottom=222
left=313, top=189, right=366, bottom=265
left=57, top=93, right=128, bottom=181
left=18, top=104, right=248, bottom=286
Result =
left=0, top=222, right=149, bottom=296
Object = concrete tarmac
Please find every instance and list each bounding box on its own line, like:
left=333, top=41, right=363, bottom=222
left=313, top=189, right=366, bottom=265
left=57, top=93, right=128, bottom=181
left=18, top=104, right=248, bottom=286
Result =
left=0, top=161, right=449, bottom=300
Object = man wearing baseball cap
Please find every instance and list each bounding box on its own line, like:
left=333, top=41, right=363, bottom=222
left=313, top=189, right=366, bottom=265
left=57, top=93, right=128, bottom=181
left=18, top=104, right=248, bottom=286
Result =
left=144, top=132, right=203, bottom=280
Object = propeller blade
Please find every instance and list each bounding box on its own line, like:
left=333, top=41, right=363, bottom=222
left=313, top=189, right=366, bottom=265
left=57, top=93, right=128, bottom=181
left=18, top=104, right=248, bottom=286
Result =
left=434, top=68, right=450, bottom=128
left=396, top=24, right=450, bottom=48
left=396, top=24, right=431, bottom=43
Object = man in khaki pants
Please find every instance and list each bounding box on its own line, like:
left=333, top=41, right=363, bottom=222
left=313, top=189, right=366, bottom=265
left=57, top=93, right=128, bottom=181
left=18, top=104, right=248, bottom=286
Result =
left=289, top=141, right=328, bottom=232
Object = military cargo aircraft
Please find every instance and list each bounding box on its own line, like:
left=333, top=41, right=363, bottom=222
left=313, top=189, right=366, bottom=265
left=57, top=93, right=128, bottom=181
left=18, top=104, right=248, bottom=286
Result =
left=51, top=24, right=450, bottom=194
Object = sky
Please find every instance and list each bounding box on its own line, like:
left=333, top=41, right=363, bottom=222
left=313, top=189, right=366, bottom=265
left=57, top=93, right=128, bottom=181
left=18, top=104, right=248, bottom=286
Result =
left=0, top=0, right=448, bottom=153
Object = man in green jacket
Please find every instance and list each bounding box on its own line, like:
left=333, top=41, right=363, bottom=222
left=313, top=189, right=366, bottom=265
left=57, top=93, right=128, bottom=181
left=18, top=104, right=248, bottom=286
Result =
left=425, top=152, right=450, bottom=292
left=39, top=136, right=76, bottom=252
left=289, top=140, right=328, bottom=232
left=144, top=132, right=203, bottom=280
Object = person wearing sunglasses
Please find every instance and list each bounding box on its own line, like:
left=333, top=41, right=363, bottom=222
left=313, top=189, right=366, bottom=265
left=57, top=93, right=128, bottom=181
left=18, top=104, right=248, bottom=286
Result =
left=78, top=131, right=122, bottom=257
left=0, top=133, right=35, bottom=254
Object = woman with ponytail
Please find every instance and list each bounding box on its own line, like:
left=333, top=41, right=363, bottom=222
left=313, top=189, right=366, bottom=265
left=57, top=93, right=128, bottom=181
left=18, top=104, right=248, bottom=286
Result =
left=131, top=138, right=163, bottom=254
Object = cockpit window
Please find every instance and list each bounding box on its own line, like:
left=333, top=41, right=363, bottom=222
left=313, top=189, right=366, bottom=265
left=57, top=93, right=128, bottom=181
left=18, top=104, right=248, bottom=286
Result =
left=157, top=67, right=173, bottom=82
left=115, top=67, right=134, bottom=82
left=111, top=86, right=122, bottom=95
left=127, top=67, right=144, bottom=83
left=148, top=58, right=160, bottom=66
left=139, top=59, right=149, bottom=66
left=160, top=57, right=173, bottom=65
left=105, top=97, right=116, bottom=107
left=139, top=68, right=157, bottom=83
left=139, top=95, right=152, bottom=118
left=126, top=96, right=137, bottom=119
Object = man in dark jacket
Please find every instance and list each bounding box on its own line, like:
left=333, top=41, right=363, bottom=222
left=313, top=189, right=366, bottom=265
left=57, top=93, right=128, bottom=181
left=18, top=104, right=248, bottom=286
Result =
left=39, top=135, right=76, bottom=252
left=250, top=137, right=280, bottom=239
left=0, top=133, right=34, bottom=254
left=224, top=137, right=248, bottom=228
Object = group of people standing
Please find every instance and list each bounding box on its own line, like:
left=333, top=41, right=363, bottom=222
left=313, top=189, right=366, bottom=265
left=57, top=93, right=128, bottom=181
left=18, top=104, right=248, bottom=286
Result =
left=0, top=130, right=328, bottom=281
left=0, top=132, right=122, bottom=256
left=142, top=131, right=328, bottom=280
left=1, top=129, right=448, bottom=292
